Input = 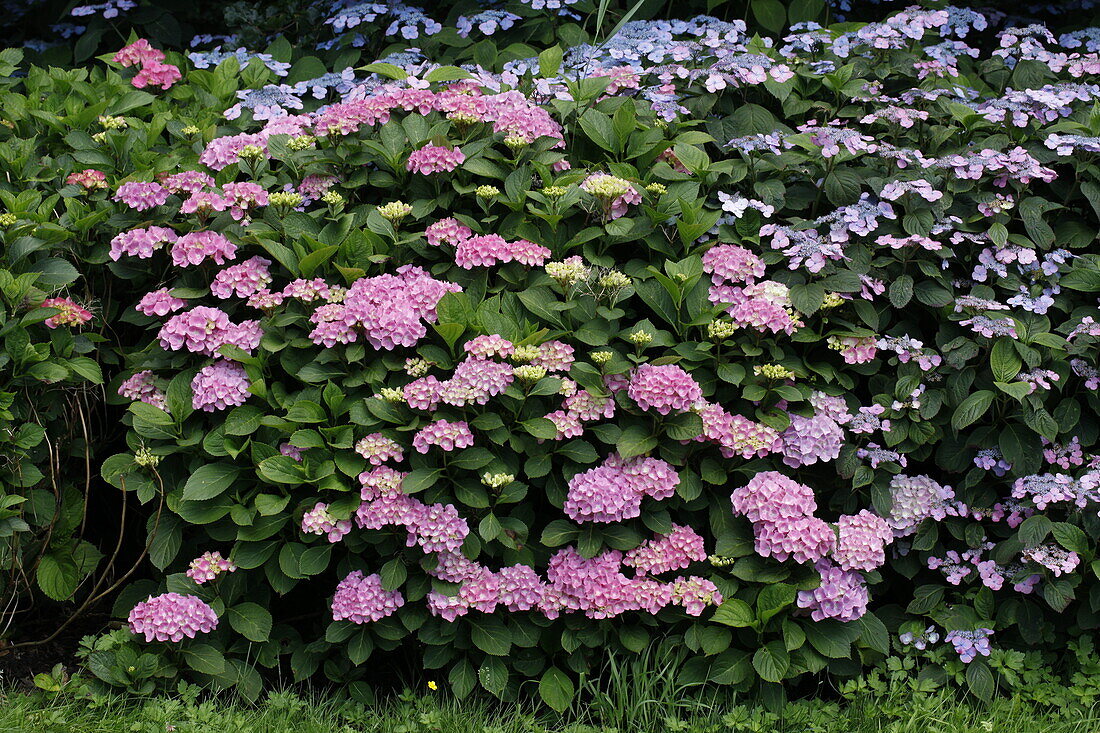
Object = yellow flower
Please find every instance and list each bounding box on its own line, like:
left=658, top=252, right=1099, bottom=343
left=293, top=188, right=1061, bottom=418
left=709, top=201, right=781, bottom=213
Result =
left=427, top=681, right=438, bottom=691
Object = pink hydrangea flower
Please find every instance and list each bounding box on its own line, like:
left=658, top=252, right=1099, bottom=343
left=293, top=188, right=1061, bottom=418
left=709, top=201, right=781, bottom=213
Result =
left=171, top=231, right=237, bottom=267
left=832, top=511, right=893, bottom=571
left=627, top=364, right=702, bottom=415
left=128, top=592, right=218, bottom=642
left=426, top=218, right=473, bottom=247
left=191, top=361, right=251, bottom=411
left=132, top=61, right=182, bottom=90
left=355, top=433, right=404, bottom=465
left=114, top=181, right=169, bottom=211
left=66, top=169, right=107, bottom=190
left=181, top=191, right=229, bottom=215
left=210, top=256, right=272, bottom=299
left=797, top=560, right=869, bottom=622
left=118, top=370, right=167, bottom=411
left=302, top=502, right=352, bottom=542
left=411, top=419, right=474, bottom=453
left=137, top=288, right=186, bottom=317
left=41, top=297, right=92, bottom=329
left=731, top=471, right=817, bottom=523
left=406, top=144, right=466, bottom=174
left=113, top=39, right=164, bottom=67
left=332, top=570, right=405, bottom=623
left=186, top=551, right=237, bottom=584
left=624, top=525, right=707, bottom=576
left=110, top=226, right=177, bottom=260
left=223, top=182, right=269, bottom=221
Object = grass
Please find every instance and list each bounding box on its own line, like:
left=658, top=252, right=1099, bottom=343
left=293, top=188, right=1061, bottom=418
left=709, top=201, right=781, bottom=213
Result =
left=0, top=685, right=1098, bottom=733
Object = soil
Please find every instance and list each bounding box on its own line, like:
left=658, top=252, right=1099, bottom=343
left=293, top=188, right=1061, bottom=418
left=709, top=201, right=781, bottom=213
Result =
left=0, top=610, right=113, bottom=690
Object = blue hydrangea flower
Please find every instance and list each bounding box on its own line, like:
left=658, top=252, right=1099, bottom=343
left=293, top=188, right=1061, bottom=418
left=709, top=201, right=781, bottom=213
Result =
left=71, top=0, right=134, bottom=18
left=456, top=10, right=520, bottom=38
left=188, top=47, right=292, bottom=77
left=225, top=84, right=304, bottom=121
left=292, top=68, right=357, bottom=99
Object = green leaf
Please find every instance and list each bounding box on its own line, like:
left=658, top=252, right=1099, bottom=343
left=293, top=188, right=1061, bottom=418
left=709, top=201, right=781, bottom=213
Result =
left=36, top=553, right=79, bottom=601
left=579, top=109, right=616, bottom=152
left=539, top=667, right=575, bottom=713
left=537, top=46, right=563, bottom=78
left=888, top=275, right=914, bottom=309
left=469, top=616, right=511, bottom=656
left=380, top=558, right=407, bottom=591
left=966, top=661, right=995, bottom=701
left=522, top=418, right=559, bottom=440
left=990, top=339, right=1022, bottom=382
left=756, top=583, right=796, bottom=623
left=752, top=641, right=790, bottom=683
left=182, top=464, right=241, bottom=501
left=711, top=599, right=755, bottom=628
left=1052, top=522, right=1088, bottom=554
left=616, top=424, right=656, bottom=460
left=228, top=602, right=273, bottom=642
left=1019, top=515, right=1053, bottom=547
left=182, top=643, right=226, bottom=675
left=258, top=456, right=306, bottom=484
left=751, top=0, right=787, bottom=32
left=803, top=619, right=861, bottom=658
left=951, top=390, right=995, bottom=430
left=664, top=412, right=703, bottom=441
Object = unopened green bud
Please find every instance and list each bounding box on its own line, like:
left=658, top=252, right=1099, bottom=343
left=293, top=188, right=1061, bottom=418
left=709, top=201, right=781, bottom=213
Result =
left=513, top=364, right=547, bottom=382
left=286, top=135, right=317, bottom=151
left=377, top=201, right=412, bottom=222
left=237, top=144, right=265, bottom=161
left=378, top=388, right=404, bottom=402
left=510, top=345, right=541, bottom=363
left=269, top=191, right=303, bottom=208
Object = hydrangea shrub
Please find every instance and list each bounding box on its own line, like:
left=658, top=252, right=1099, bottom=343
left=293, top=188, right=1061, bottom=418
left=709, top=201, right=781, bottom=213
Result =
left=0, top=1, right=1099, bottom=710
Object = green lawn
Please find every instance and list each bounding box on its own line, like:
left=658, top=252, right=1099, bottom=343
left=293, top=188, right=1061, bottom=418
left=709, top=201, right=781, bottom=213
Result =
left=0, top=687, right=1097, bottom=733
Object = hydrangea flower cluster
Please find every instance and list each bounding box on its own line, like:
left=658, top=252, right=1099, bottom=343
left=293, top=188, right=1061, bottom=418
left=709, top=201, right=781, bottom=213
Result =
left=128, top=593, right=219, bottom=642
left=186, top=551, right=237, bottom=584
left=626, top=364, right=701, bottom=415
left=564, top=453, right=678, bottom=523
left=332, top=570, right=405, bottom=623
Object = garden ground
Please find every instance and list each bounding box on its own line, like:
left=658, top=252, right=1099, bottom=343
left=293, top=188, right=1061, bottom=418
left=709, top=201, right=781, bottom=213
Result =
left=0, top=685, right=1097, bottom=733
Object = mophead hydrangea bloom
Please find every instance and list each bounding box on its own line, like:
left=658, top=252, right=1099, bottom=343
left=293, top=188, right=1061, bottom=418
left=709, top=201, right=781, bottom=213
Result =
left=113, top=181, right=169, bottom=210
left=411, top=419, right=474, bottom=453
left=137, top=288, right=186, bottom=317
left=703, top=244, right=766, bottom=284
left=186, top=551, right=237, bottom=584
left=331, top=570, right=405, bottom=623
left=191, top=361, right=251, bottom=412
left=780, top=413, right=845, bottom=467
left=118, top=370, right=167, bottom=411
left=110, top=226, right=177, bottom=260
left=753, top=516, right=836, bottom=564
left=832, top=510, right=893, bottom=571
left=624, top=525, right=707, bottom=576
left=210, top=256, right=273, bottom=299
left=41, top=297, right=92, bottom=329
left=406, top=144, right=466, bottom=174
left=565, top=453, right=679, bottom=523
left=796, top=561, right=869, bottom=622
left=171, top=231, right=237, bottom=267
left=128, top=592, right=219, bottom=642
left=354, top=433, right=404, bottom=465
left=731, top=471, right=817, bottom=523
left=627, top=363, right=702, bottom=415
left=302, top=501, right=352, bottom=543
